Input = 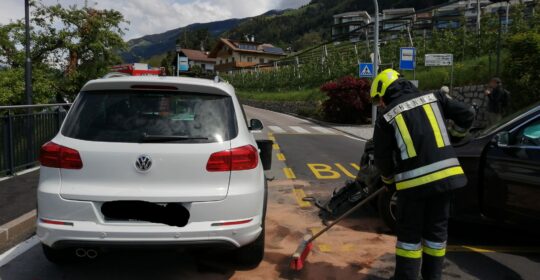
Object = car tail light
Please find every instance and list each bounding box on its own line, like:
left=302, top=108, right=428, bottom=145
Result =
left=206, top=145, right=258, bottom=172
left=39, top=142, right=83, bottom=169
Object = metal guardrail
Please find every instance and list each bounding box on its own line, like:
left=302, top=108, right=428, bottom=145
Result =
left=1, top=103, right=72, bottom=176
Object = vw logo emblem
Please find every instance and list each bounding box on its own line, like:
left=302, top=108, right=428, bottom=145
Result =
left=135, top=155, right=152, bottom=172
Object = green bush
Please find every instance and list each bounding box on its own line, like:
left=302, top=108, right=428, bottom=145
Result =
left=503, top=32, right=540, bottom=111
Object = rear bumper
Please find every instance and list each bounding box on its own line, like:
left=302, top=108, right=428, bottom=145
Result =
left=37, top=217, right=262, bottom=249
left=37, top=177, right=266, bottom=249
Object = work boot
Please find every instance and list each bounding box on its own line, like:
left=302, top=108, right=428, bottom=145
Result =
left=421, top=253, right=444, bottom=280
left=394, top=256, right=421, bottom=280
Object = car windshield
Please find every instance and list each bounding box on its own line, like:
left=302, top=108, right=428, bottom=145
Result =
left=478, top=101, right=540, bottom=137
left=61, top=90, right=237, bottom=143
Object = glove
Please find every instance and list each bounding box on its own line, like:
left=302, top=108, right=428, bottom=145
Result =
left=381, top=175, right=396, bottom=192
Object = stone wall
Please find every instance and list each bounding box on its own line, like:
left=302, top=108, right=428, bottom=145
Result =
left=448, top=84, right=489, bottom=128
left=241, top=84, right=489, bottom=127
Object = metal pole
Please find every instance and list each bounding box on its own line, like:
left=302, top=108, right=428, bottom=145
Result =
left=372, top=0, right=379, bottom=126
left=496, top=9, right=503, bottom=77
left=450, top=62, right=454, bottom=95
left=24, top=0, right=32, bottom=106
left=505, top=1, right=510, bottom=33
left=476, top=0, right=481, bottom=57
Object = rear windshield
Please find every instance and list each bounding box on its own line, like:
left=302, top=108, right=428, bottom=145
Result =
left=61, top=90, right=237, bottom=143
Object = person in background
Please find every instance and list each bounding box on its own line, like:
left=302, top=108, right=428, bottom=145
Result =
left=484, top=78, right=509, bottom=124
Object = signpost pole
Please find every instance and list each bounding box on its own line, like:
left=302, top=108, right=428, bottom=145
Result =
left=450, top=62, right=454, bottom=94
left=372, top=0, right=379, bottom=126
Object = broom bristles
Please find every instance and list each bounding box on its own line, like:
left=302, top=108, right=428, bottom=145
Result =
left=290, top=237, right=314, bottom=271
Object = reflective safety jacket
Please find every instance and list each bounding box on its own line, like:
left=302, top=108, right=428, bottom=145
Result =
left=373, top=80, right=475, bottom=197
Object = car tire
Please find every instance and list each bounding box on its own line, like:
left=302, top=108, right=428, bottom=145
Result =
left=378, top=189, right=397, bottom=232
left=42, top=244, right=73, bottom=264
left=234, top=228, right=265, bottom=268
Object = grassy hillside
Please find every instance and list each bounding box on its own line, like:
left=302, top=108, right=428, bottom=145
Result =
left=120, top=0, right=447, bottom=63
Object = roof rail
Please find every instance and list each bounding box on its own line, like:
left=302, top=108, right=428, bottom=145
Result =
left=102, top=72, right=131, bottom=79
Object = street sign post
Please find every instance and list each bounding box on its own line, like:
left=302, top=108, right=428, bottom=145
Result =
left=399, top=47, right=416, bottom=71
left=359, top=63, right=374, bottom=78
left=425, top=53, right=454, bottom=93
left=425, top=54, right=453, bottom=66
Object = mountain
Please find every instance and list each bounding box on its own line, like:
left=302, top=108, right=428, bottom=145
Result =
left=120, top=0, right=447, bottom=63
left=121, top=10, right=288, bottom=63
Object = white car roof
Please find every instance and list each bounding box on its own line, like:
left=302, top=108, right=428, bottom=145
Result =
left=80, top=76, right=235, bottom=96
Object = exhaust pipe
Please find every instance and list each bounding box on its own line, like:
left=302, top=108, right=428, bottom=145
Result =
left=75, top=248, right=87, bottom=258
left=86, top=249, right=98, bottom=259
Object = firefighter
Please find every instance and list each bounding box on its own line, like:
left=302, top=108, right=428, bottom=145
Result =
left=370, top=69, right=474, bottom=280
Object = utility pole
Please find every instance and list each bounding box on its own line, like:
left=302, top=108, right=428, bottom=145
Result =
left=505, top=1, right=510, bottom=33
left=496, top=6, right=505, bottom=77
left=476, top=0, right=481, bottom=57
left=24, top=0, right=32, bottom=106
left=372, top=0, right=380, bottom=126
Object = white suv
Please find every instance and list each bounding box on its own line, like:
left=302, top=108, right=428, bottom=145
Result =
left=37, top=76, right=268, bottom=267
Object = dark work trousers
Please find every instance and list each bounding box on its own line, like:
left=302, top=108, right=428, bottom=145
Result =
left=394, top=192, right=452, bottom=280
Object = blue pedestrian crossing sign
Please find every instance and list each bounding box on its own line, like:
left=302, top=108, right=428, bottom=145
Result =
left=359, top=63, right=374, bottom=78
left=399, top=47, right=416, bottom=70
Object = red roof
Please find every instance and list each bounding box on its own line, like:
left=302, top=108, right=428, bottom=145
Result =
left=179, top=49, right=216, bottom=63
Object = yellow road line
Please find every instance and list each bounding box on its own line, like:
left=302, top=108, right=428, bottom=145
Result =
left=268, top=136, right=276, bottom=141
left=283, top=167, right=296, bottom=179
left=277, top=153, right=286, bottom=161
left=351, top=163, right=360, bottom=171
left=267, top=132, right=273, bottom=137
left=309, top=227, right=322, bottom=236
left=318, top=243, right=332, bottom=252
left=447, top=245, right=540, bottom=253
left=273, top=143, right=280, bottom=150
left=292, top=188, right=311, bottom=208
left=341, top=243, right=356, bottom=252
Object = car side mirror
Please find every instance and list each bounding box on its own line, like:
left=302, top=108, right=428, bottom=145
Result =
left=493, top=131, right=509, bottom=147
left=249, top=119, right=263, bottom=131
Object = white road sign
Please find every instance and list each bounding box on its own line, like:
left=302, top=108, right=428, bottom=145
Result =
left=425, top=54, right=453, bottom=66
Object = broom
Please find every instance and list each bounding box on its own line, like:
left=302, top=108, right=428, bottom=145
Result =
left=289, top=187, right=386, bottom=271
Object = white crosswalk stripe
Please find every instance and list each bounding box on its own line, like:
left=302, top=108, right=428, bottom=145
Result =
left=289, top=126, right=310, bottom=133
left=268, top=126, right=286, bottom=133
left=310, top=126, right=336, bottom=134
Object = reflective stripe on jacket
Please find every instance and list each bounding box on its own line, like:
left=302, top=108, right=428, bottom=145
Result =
left=374, top=82, right=475, bottom=197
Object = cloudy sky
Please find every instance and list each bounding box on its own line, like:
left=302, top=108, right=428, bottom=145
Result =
left=0, top=0, right=310, bottom=40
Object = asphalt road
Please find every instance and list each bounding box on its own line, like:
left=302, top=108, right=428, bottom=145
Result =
left=1, top=106, right=539, bottom=279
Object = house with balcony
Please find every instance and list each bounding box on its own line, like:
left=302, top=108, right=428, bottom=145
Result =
left=208, top=38, right=286, bottom=73
left=381, top=8, right=416, bottom=40
left=331, top=11, right=371, bottom=42
left=173, top=48, right=216, bottom=74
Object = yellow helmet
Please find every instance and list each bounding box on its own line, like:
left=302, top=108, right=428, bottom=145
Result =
left=370, top=69, right=400, bottom=101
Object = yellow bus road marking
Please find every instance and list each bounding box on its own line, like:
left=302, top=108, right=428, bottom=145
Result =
left=318, top=243, right=332, bottom=252
left=306, top=163, right=362, bottom=179
left=273, top=143, right=280, bottom=150
left=335, top=163, right=356, bottom=178
left=340, top=243, right=356, bottom=252
left=268, top=136, right=276, bottom=141
left=309, top=227, right=323, bottom=236
left=283, top=167, right=296, bottom=179
left=267, top=132, right=273, bottom=137
left=447, top=245, right=540, bottom=253
left=277, top=153, right=286, bottom=161
left=307, top=164, right=341, bottom=179
left=292, top=187, right=311, bottom=208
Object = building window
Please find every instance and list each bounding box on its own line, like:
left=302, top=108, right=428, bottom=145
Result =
left=247, top=57, right=252, bottom=62
left=259, top=58, right=264, bottom=64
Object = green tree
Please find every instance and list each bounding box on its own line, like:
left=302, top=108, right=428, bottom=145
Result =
left=503, top=32, right=540, bottom=111
left=0, top=0, right=128, bottom=103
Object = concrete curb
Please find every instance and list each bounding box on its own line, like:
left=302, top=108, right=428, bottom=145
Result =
left=0, top=210, right=36, bottom=254
left=287, top=113, right=372, bottom=141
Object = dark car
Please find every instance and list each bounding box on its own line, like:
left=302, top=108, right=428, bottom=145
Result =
left=377, top=101, right=540, bottom=231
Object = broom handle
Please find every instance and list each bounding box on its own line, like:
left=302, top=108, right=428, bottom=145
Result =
left=308, top=186, right=387, bottom=242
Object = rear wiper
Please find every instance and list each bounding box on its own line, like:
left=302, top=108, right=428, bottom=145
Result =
left=140, top=133, right=208, bottom=143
